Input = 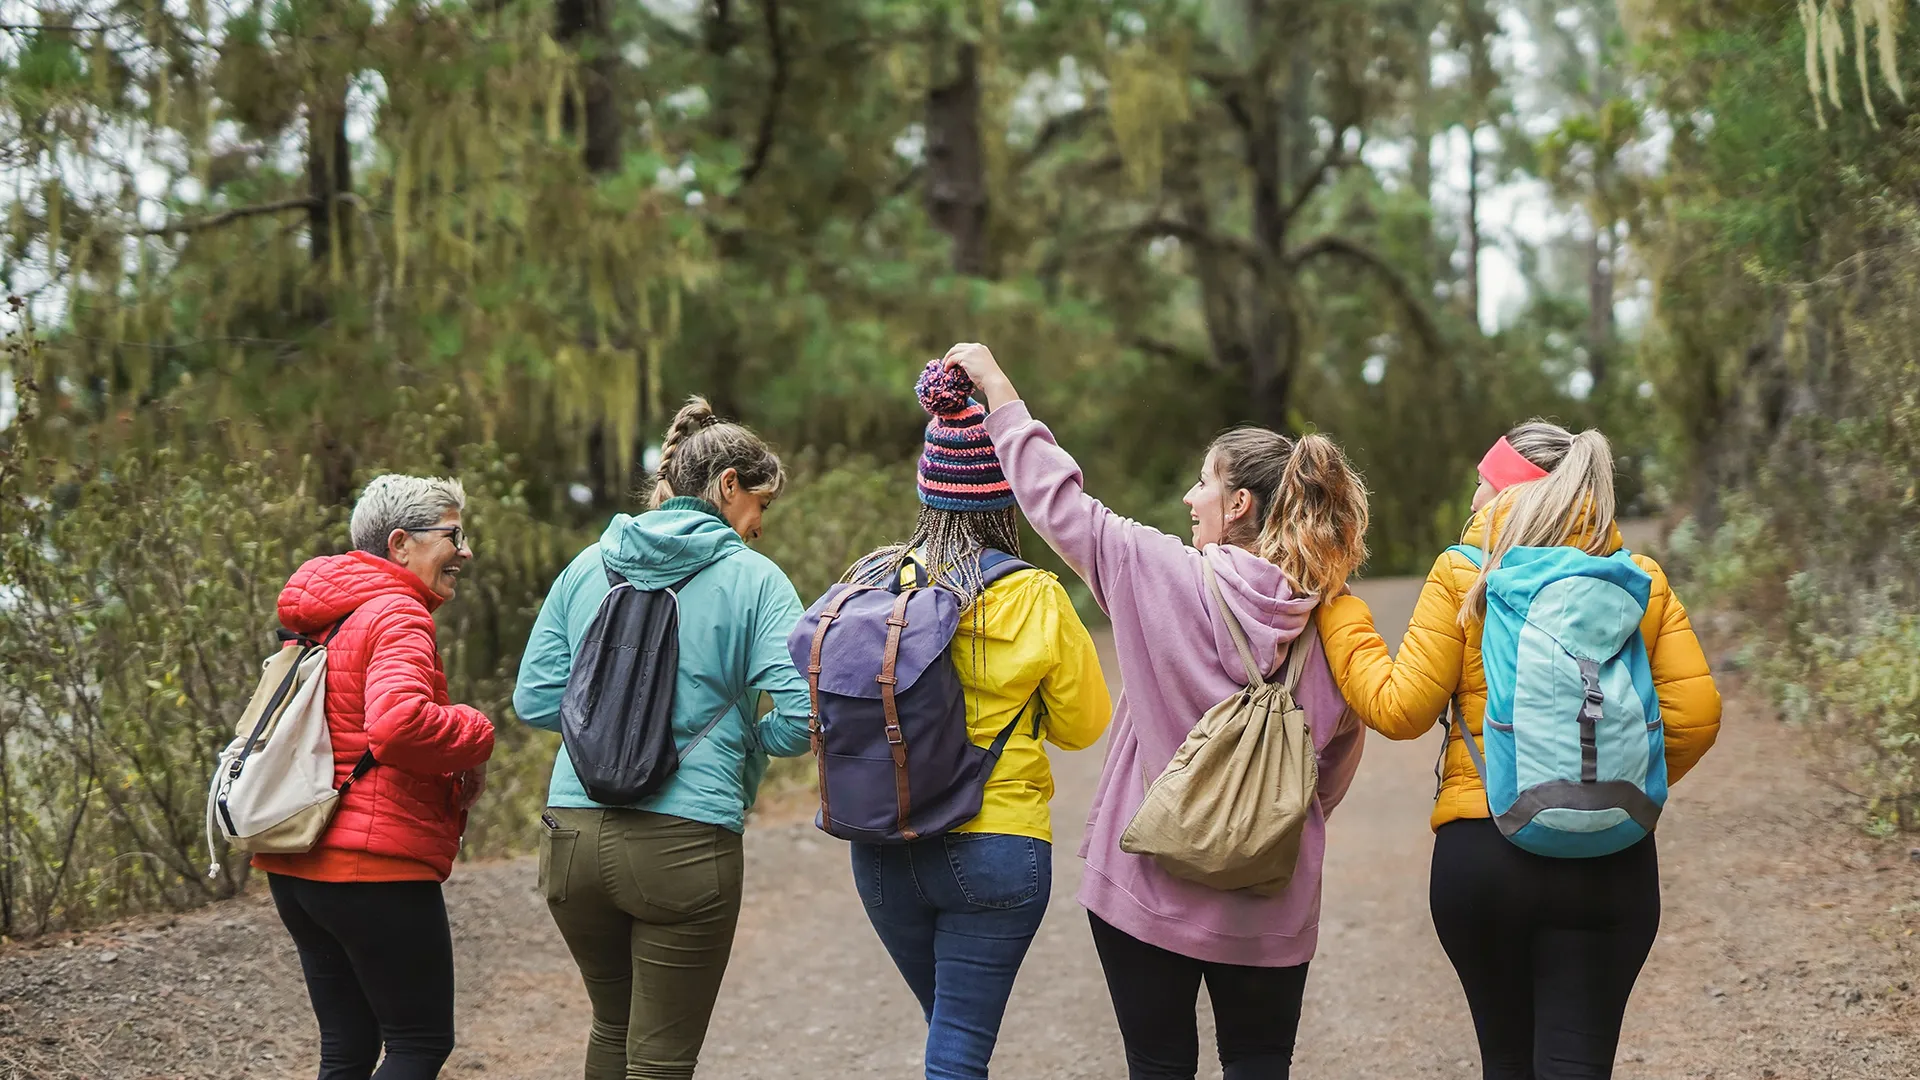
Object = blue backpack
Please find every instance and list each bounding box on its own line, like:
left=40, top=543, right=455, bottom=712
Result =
left=1448, top=543, right=1667, bottom=858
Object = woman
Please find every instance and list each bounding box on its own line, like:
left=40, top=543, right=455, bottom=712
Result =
left=265, top=473, right=498, bottom=1080
left=513, top=397, right=814, bottom=1080
left=1316, top=421, right=1722, bottom=1079
left=839, top=362, right=1111, bottom=1080
left=943, top=343, right=1369, bottom=1080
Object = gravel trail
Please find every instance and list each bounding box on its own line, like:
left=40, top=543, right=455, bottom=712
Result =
left=4, top=575, right=1915, bottom=1079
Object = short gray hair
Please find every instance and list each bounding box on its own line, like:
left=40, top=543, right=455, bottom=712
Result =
left=350, top=474, right=468, bottom=557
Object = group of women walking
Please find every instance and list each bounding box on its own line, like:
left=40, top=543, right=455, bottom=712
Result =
left=256, top=342, right=1720, bottom=1080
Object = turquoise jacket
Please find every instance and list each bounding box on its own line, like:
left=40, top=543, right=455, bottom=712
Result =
left=512, top=498, right=814, bottom=831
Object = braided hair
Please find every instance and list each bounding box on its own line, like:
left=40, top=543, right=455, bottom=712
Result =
left=847, top=504, right=1024, bottom=607
left=648, top=397, right=787, bottom=509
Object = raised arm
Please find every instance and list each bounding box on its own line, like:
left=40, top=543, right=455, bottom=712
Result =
left=949, top=343, right=1192, bottom=616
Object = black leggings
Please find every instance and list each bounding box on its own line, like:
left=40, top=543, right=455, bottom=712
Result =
left=1431, top=819, right=1661, bottom=1080
left=1088, top=912, right=1309, bottom=1080
left=268, top=874, right=457, bottom=1080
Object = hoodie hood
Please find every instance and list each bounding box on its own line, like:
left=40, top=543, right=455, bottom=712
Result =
left=599, top=499, right=744, bottom=589
left=1201, top=543, right=1319, bottom=677
left=279, top=550, right=444, bottom=634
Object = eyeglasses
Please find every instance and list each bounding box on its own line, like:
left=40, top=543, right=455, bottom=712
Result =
left=411, top=525, right=469, bottom=551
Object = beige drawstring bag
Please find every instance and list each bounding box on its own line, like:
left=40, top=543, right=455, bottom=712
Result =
left=1120, top=559, right=1319, bottom=896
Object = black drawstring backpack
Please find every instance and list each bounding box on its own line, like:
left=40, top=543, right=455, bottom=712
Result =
left=559, top=560, right=736, bottom=805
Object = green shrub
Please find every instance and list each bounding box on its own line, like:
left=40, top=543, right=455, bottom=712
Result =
left=1665, top=239, right=1920, bottom=834
left=0, top=437, right=334, bottom=934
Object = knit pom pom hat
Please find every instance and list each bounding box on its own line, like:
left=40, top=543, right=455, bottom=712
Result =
left=915, top=360, right=1016, bottom=512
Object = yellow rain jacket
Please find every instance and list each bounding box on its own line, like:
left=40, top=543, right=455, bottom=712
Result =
left=900, top=562, right=1113, bottom=842
left=1319, top=510, right=1722, bottom=831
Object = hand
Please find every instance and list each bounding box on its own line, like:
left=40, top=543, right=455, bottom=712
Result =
left=457, top=765, right=488, bottom=810
left=942, top=342, right=1018, bottom=410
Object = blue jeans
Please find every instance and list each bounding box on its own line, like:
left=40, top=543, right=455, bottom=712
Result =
left=852, top=833, right=1052, bottom=1080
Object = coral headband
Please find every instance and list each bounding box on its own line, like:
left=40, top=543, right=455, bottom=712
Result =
left=1478, top=437, right=1550, bottom=492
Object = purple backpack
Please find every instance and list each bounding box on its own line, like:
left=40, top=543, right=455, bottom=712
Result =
left=789, top=551, right=1039, bottom=843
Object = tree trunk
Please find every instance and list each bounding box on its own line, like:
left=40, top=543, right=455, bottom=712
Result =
left=1223, top=16, right=1296, bottom=431
left=556, top=0, right=621, bottom=173
left=1587, top=222, right=1614, bottom=388
left=925, top=42, right=990, bottom=276
left=306, top=85, right=351, bottom=271
left=1412, top=32, right=1432, bottom=206
left=1465, top=128, right=1482, bottom=325
left=306, top=76, right=357, bottom=506
left=1281, top=42, right=1314, bottom=203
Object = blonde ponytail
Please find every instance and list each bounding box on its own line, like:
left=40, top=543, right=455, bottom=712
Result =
left=1258, top=434, right=1370, bottom=598
left=648, top=396, right=786, bottom=509
left=1209, top=428, right=1371, bottom=597
left=1459, top=424, right=1616, bottom=625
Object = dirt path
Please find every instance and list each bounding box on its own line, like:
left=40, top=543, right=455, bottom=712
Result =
left=4, top=576, right=1916, bottom=1079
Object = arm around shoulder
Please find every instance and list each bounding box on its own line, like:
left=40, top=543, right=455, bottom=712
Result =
left=1037, top=576, right=1112, bottom=752
left=1318, top=552, right=1468, bottom=740
left=1314, top=702, right=1366, bottom=819
left=747, top=559, right=815, bottom=759
left=512, top=564, right=576, bottom=733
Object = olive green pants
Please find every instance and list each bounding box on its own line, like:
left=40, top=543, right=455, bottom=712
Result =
left=540, top=808, right=745, bottom=1080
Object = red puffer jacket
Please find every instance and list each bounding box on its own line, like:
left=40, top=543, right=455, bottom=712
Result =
left=253, top=550, right=495, bottom=882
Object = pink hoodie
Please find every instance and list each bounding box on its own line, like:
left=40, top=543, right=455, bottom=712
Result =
left=985, top=401, right=1365, bottom=967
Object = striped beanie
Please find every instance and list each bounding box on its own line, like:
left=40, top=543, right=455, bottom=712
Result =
left=915, top=360, right=1015, bottom=512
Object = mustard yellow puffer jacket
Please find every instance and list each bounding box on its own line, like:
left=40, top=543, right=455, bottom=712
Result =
left=1319, top=509, right=1722, bottom=831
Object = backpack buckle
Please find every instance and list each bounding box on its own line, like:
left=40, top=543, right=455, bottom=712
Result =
left=884, top=723, right=904, bottom=745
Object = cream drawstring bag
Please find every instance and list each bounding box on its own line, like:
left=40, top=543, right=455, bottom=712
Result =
left=1120, top=559, right=1319, bottom=896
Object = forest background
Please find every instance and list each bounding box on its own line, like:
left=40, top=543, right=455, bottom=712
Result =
left=0, top=0, right=1913, bottom=938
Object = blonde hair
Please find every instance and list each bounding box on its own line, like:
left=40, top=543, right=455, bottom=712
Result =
left=1209, top=429, right=1371, bottom=598
left=649, top=397, right=787, bottom=509
left=1459, top=419, right=1617, bottom=625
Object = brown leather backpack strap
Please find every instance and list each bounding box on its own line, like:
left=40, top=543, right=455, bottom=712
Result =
left=807, top=586, right=871, bottom=832
left=877, top=589, right=917, bottom=841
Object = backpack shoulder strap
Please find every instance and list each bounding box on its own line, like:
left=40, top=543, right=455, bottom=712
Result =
left=977, top=549, right=1034, bottom=587
left=1280, top=619, right=1319, bottom=696
left=677, top=689, right=747, bottom=763
left=1203, top=559, right=1267, bottom=689
left=1451, top=699, right=1490, bottom=788
left=277, top=614, right=352, bottom=650
left=879, top=588, right=917, bottom=840
left=805, top=583, right=878, bottom=833
left=1447, top=544, right=1486, bottom=568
